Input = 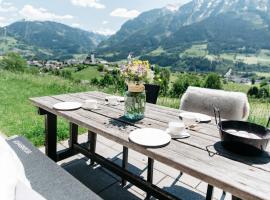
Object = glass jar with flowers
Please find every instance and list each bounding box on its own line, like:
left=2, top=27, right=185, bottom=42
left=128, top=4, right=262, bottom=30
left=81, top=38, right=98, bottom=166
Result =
left=120, top=60, right=152, bottom=121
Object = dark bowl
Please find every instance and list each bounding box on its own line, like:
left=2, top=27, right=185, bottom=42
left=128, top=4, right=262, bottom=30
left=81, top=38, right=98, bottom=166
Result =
left=218, top=120, right=270, bottom=156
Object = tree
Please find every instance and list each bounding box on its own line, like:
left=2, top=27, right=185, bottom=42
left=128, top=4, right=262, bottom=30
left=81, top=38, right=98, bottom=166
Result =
left=170, top=73, right=201, bottom=98
left=154, top=68, right=171, bottom=96
left=203, top=73, right=222, bottom=89
left=251, top=77, right=256, bottom=85
left=0, top=52, right=27, bottom=71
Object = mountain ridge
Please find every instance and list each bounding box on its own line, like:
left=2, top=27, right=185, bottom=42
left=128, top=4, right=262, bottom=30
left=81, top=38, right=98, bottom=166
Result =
left=0, top=20, right=108, bottom=60
left=97, top=0, right=270, bottom=69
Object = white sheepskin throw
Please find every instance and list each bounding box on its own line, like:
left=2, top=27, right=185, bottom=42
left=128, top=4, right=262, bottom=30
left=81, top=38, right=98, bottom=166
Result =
left=180, top=86, right=250, bottom=121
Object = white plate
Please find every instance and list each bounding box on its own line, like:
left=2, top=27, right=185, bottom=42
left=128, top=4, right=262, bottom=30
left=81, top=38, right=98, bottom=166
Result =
left=179, top=112, right=211, bottom=123
left=165, top=129, right=190, bottom=139
left=53, top=102, right=82, bottom=111
left=129, top=128, right=171, bottom=148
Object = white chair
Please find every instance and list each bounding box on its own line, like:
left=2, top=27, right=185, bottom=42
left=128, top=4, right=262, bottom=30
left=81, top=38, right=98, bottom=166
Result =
left=180, top=86, right=250, bottom=121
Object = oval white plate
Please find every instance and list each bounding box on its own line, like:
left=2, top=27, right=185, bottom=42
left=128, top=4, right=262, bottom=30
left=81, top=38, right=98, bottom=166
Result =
left=53, top=102, right=82, bottom=111
left=179, top=112, right=211, bottom=123
left=129, top=128, right=171, bottom=148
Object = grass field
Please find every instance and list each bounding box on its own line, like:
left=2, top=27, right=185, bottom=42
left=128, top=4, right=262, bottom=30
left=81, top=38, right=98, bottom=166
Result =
left=0, top=69, right=268, bottom=146
left=180, top=43, right=270, bottom=67
left=0, top=70, right=95, bottom=146
left=72, top=66, right=101, bottom=81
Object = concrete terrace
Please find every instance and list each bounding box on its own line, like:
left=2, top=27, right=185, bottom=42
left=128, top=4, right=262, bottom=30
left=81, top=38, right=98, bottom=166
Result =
left=39, top=133, right=231, bottom=200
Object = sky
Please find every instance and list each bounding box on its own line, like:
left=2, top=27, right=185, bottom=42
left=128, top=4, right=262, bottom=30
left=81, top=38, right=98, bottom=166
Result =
left=0, top=0, right=191, bottom=35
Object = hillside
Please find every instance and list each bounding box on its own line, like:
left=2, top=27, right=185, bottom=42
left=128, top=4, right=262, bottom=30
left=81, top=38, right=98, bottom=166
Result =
left=0, top=21, right=107, bottom=60
left=97, top=0, right=270, bottom=71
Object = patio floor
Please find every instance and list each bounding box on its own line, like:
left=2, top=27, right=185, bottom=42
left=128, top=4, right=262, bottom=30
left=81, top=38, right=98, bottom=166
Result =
left=39, top=133, right=231, bottom=200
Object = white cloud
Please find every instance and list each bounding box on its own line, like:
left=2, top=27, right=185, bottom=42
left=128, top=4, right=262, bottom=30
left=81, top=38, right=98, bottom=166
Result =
left=0, top=1, right=17, bottom=12
left=0, top=16, right=8, bottom=26
left=71, top=0, right=105, bottom=9
left=102, top=20, right=108, bottom=25
left=94, top=28, right=115, bottom=36
left=19, top=5, right=74, bottom=21
left=110, top=8, right=140, bottom=19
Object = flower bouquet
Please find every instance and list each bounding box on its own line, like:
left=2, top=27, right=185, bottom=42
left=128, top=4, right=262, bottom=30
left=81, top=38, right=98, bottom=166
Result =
left=120, top=60, right=152, bottom=120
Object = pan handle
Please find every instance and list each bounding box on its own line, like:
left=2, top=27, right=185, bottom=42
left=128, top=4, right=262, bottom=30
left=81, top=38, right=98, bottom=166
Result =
left=267, top=117, right=270, bottom=128
left=213, top=106, right=221, bottom=128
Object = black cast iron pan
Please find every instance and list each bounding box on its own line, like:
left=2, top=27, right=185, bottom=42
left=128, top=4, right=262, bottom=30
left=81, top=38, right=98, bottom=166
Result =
left=214, top=107, right=270, bottom=156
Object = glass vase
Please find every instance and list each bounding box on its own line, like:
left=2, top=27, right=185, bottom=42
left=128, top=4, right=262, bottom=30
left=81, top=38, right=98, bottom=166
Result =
left=124, top=86, right=146, bottom=121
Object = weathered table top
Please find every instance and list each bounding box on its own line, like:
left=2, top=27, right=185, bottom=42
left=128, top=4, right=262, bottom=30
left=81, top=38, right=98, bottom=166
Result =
left=30, top=91, right=270, bottom=200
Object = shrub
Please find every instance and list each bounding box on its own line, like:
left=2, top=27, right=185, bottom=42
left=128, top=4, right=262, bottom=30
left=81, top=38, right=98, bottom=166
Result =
left=258, top=86, right=269, bottom=98
left=170, top=73, right=201, bottom=98
left=0, top=52, right=27, bottom=71
left=76, top=64, right=86, bottom=72
left=91, top=77, right=99, bottom=85
left=60, top=69, right=72, bottom=79
left=99, top=73, right=114, bottom=87
left=97, top=64, right=104, bottom=72
left=203, top=73, right=222, bottom=89
left=247, top=86, right=259, bottom=97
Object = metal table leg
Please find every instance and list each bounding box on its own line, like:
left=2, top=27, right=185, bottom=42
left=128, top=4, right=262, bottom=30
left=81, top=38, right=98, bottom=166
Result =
left=44, top=111, right=57, bottom=162
left=122, top=146, right=128, bottom=186
left=206, top=184, right=214, bottom=200
left=69, top=122, right=78, bottom=151
left=88, top=131, right=97, bottom=165
left=146, top=157, right=154, bottom=199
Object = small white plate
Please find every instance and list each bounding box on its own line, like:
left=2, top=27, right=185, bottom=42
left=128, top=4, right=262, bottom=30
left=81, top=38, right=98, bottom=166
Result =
left=166, top=129, right=190, bottom=139
left=129, top=128, right=171, bottom=148
left=179, top=112, right=211, bottom=123
left=53, top=102, right=82, bottom=111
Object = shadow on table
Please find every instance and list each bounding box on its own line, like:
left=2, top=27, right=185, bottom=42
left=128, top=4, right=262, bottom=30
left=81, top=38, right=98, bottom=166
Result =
left=207, top=142, right=270, bottom=165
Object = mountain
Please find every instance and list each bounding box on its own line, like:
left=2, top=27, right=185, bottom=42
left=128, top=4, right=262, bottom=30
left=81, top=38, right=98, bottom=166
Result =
left=0, top=21, right=107, bottom=60
left=97, top=0, right=270, bottom=70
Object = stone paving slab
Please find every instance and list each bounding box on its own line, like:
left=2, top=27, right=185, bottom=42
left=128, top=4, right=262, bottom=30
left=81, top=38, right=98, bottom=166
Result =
left=154, top=176, right=206, bottom=200
left=99, top=182, right=145, bottom=200
left=38, top=133, right=232, bottom=200
left=63, top=158, right=118, bottom=193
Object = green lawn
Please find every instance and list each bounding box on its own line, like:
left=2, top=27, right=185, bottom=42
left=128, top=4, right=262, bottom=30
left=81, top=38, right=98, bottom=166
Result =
left=72, top=66, right=101, bottom=81
left=0, top=70, right=95, bottom=146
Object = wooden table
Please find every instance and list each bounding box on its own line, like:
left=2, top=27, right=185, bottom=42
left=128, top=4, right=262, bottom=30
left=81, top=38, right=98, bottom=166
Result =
left=30, top=91, right=270, bottom=200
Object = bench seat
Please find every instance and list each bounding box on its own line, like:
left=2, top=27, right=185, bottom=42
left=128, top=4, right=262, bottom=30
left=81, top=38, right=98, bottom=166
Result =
left=7, top=136, right=102, bottom=200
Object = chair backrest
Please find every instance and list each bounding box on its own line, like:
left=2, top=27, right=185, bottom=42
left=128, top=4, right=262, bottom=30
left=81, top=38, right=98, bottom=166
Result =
left=180, top=86, right=250, bottom=121
left=144, top=84, right=160, bottom=104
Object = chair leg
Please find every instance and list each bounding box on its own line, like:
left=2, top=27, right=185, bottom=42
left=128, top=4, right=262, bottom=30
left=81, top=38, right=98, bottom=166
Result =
left=206, top=184, right=214, bottom=200
left=88, top=131, right=97, bottom=166
left=122, top=146, right=128, bottom=186
left=146, top=158, right=154, bottom=199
